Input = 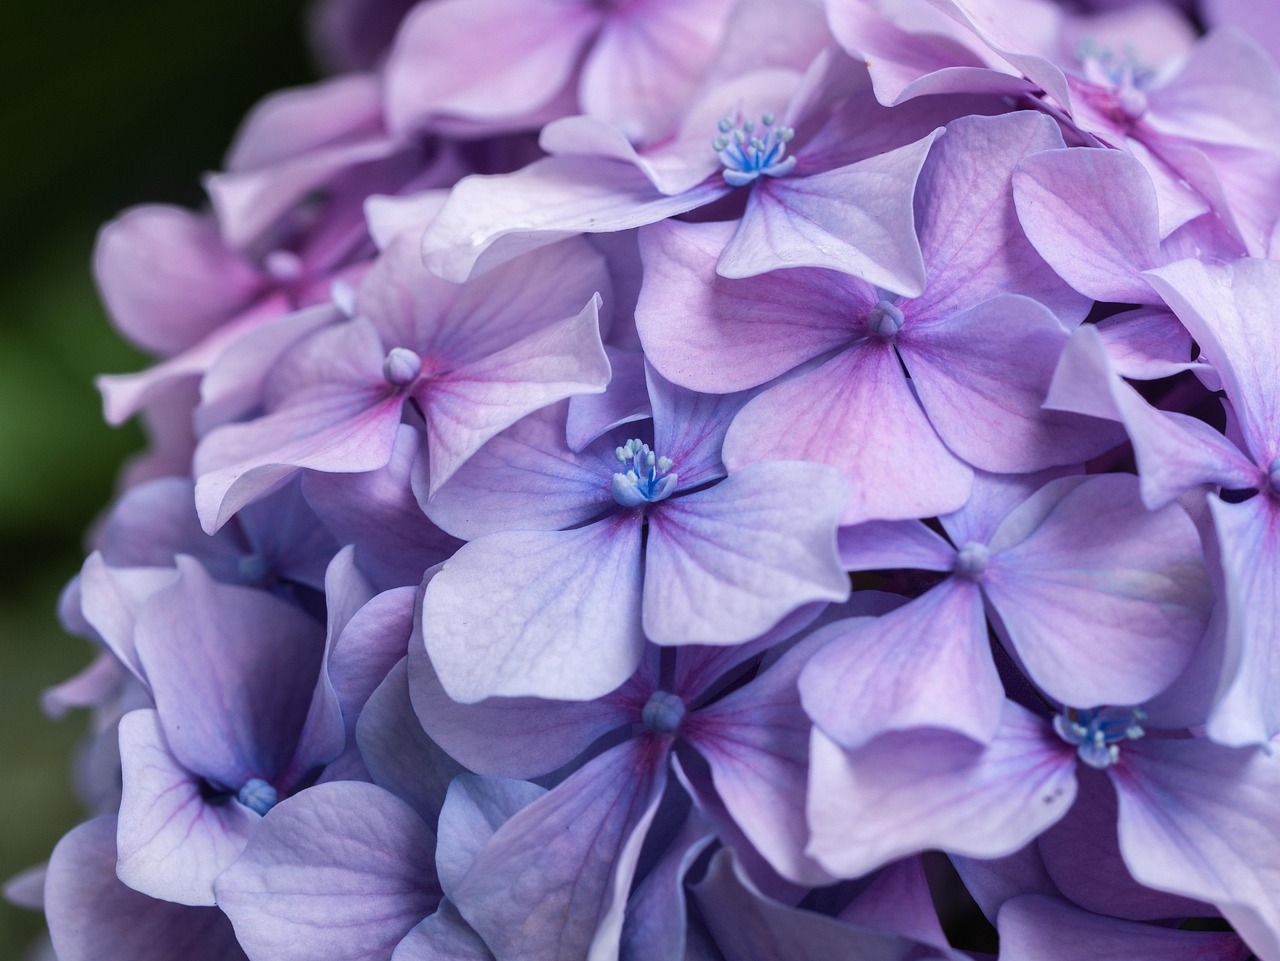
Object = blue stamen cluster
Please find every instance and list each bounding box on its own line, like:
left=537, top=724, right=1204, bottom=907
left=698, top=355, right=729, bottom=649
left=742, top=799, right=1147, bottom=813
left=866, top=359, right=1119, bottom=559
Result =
left=1053, top=706, right=1146, bottom=769
left=611, top=438, right=678, bottom=507
left=713, top=113, right=797, bottom=187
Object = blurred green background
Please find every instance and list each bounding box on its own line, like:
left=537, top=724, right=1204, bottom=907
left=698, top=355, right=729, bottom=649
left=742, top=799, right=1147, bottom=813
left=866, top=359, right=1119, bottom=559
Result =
left=0, top=1, right=318, bottom=954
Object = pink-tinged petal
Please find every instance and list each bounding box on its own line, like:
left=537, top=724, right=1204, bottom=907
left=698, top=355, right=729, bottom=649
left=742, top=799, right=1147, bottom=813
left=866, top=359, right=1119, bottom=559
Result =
left=999, top=893, right=1252, bottom=961
left=1204, top=495, right=1280, bottom=747
left=454, top=737, right=669, bottom=961
left=115, top=710, right=258, bottom=906
left=983, top=473, right=1211, bottom=708
left=46, top=817, right=248, bottom=961
left=911, top=112, right=1086, bottom=323
left=358, top=656, right=466, bottom=827
left=304, top=426, right=462, bottom=591
left=421, top=156, right=727, bottom=283
left=838, top=518, right=956, bottom=572
left=384, top=0, right=599, bottom=133
left=1145, top=258, right=1280, bottom=463
left=581, top=0, right=735, bottom=142
left=620, top=809, right=716, bottom=961
left=1113, top=738, right=1280, bottom=961
left=418, top=294, right=610, bottom=494
left=1145, top=29, right=1280, bottom=152
left=205, top=133, right=402, bottom=252
left=134, top=558, right=325, bottom=787
left=903, top=294, right=1120, bottom=472
left=77, top=552, right=176, bottom=684
left=1045, top=325, right=1261, bottom=507
left=93, top=205, right=264, bottom=356
left=215, top=782, right=441, bottom=961
left=636, top=219, right=874, bottom=393
left=649, top=364, right=755, bottom=489
left=393, top=903, right=494, bottom=961
left=566, top=347, right=650, bottom=451
left=419, top=403, right=619, bottom=540
left=97, top=292, right=291, bottom=427
left=194, top=337, right=402, bottom=532
left=643, top=461, right=848, bottom=646
left=723, top=341, right=973, bottom=524
left=436, top=775, right=547, bottom=901
left=225, top=73, right=383, bottom=172
left=1037, top=767, right=1211, bottom=921
left=924, top=0, right=1071, bottom=107
left=422, top=515, right=645, bottom=702
left=1013, top=148, right=1162, bottom=305
left=1095, top=307, right=1203, bottom=381
left=196, top=302, right=339, bottom=431
left=358, top=233, right=611, bottom=367
left=692, top=848, right=947, bottom=961
left=41, top=651, right=125, bottom=719
left=685, top=640, right=829, bottom=885
left=807, top=702, right=1077, bottom=878
left=407, top=631, right=634, bottom=780
left=800, top=577, right=1000, bottom=748
left=719, top=131, right=941, bottom=296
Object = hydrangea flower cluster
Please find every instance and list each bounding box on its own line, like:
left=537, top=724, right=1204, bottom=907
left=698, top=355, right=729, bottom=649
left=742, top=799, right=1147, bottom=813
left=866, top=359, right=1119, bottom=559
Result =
left=10, top=0, right=1280, bottom=958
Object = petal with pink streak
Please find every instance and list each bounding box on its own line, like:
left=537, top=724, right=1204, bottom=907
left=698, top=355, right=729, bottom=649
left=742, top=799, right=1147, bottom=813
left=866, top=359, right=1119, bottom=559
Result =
left=723, top=340, right=973, bottom=524
left=1114, top=738, right=1280, bottom=961
left=422, top=514, right=645, bottom=702
left=998, top=894, right=1252, bottom=961
left=358, top=234, right=611, bottom=367
left=384, top=0, right=599, bottom=133
left=453, top=737, right=669, bottom=961
left=903, top=294, right=1119, bottom=472
left=194, top=318, right=402, bottom=532
left=636, top=219, right=873, bottom=393
left=422, top=156, right=727, bottom=283
left=1013, top=148, right=1162, bottom=305
left=215, top=781, right=441, bottom=961
left=982, top=473, right=1211, bottom=708
left=719, top=131, right=940, bottom=296
left=418, top=403, right=619, bottom=541
left=643, top=461, right=848, bottom=646
left=807, top=702, right=1077, bottom=878
left=1204, top=495, right=1280, bottom=746
left=46, top=817, right=248, bottom=961
left=799, top=577, right=1000, bottom=748
left=93, top=204, right=264, bottom=356
left=115, top=709, right=258, bottom=906
left=418, top=294, right=610, bottom=495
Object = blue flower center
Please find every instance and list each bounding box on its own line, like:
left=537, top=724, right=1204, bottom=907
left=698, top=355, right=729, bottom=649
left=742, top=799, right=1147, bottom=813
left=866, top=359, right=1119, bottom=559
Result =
left=713, top=113, right=797, bottom=188
left=867, top=300, right=905, bottom=340
left=383, top=347, right=423, bottom=387
left=237, top=553, right=269, bottom=586
left=642, top=690, right=686, bottom=734
left=954, top=542, right=990, bottom=578
left=612, top=439, right=678, bottom=507
left=1268, top=457, right=1280, bottom=496
left=1076, top=39, right=1152, bottom=119
left=1053, top=706, right=1145, bottom=769
left=237, top=777, right=279, bottom=815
